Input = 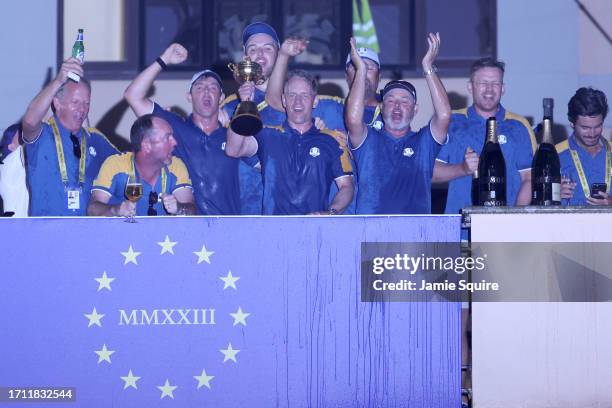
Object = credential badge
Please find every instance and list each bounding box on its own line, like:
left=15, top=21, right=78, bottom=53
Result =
left=372, top=121, right=383, bottom=130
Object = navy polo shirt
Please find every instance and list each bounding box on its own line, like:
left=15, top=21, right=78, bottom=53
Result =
left=557, top=136, right=611, bottom=205
left=153, top=103, right=246, bottom=215
left=254, top=122, right=353, bottom=215
left=351, top=123, right=444, bottom=214
left=437, top=105, right=536, bottom=214
left=25, top=116, right=118, bottom=216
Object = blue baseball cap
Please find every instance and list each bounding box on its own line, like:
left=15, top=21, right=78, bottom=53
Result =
left=381, top=80, right=417, bottom=103
left=188, top=69, right=223, bottom=92
left=1, top=123, right=21, bottom=161
left=242, top=22, right=280, bottom=48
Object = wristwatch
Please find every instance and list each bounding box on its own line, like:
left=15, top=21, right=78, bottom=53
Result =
left=329, top=208, right=339, bottom=215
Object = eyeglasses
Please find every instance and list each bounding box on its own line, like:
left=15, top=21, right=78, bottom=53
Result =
left=70, top=134, right=81, bottom=159
left=148, top=191, right=159, bottom=216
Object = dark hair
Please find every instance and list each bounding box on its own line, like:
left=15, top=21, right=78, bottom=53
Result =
left=284, top=69, right=317, bottom=94
left=470, top=57, right=505, bottom=79
left=130, top=114, right=157, bottom=153
left=567, top=87, right=609, bottom=124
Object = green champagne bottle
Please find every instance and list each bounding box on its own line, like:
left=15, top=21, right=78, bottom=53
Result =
left=68, top=29, right=84, bottom=82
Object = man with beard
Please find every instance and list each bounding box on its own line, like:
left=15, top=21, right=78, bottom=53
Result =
left=225, top=70, right=354, bottom=215
left=124, top=43, right=249, bottom=215
left=557, top=87, right=610, bottom=205
left=88, top=114, right=196, bottom=216
left=433, top=58, right=536, bottom=213
left=21, top=58, right=118, bottom=216
left=345, top=34, right=450, bottom=214
left=345, top=47, right=382, bottom=129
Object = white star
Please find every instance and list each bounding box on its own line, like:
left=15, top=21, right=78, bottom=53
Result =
left=158, top=235, right=177, bottom=255
left=193, top=244, right=214, bottom=264
left=193, top=369, right=214, bottom=389
left=120, top=369, right=140, bottom=390
left=95, top=271, right=115, bottom=291
left=84, top=307, right=104, bottom=327
left=220, top=270, right=240, bottom=290
left=157, top=379, right=177, bottom=399
left=230, top=306, right=251, bottom=327
left=94, top=344, right=115, bottom=364
left=121, top=245, right=141, bottom=265
left=220, top=343, right=240, bottom=363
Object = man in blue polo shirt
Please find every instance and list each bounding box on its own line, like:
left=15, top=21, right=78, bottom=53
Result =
left=226, top=70, right=354, bottom=215
left=432, top=57, right=536, bottom=214
left=557, top=87, right=610, bottom=205
left=88, top=114, right=196, bottom=216
left=345, top=47, right=383, bottom=129
left=21, top=58, right=118, bottom=216
left=345, top=34, right=450, bottom=214
left=124, top=43, right=254, bottom=215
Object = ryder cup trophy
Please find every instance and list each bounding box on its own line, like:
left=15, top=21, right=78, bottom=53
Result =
left=227, top=57, right=265, bottom=135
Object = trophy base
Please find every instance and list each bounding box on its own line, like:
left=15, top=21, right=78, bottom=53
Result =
left=230, top=113, right=263, bottom=136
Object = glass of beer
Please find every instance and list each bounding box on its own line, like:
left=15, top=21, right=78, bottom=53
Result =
left=124, top=173, right=142, bottom=222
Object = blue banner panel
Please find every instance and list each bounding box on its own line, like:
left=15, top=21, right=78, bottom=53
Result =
left=0, top=216, right=461, bottom=407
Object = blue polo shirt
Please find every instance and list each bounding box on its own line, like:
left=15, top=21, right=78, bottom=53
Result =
left=351, top=123, right=444, bottom=214
left=557, top=136, right=611, bottom=205
left=254, top=122, right=353, bottom=215
left=92, top=152, right=191, bottom=216
left=25, top=117, right=118, bottom=216
left=153, top=103, right=248, bottom=215
left=438, top=105, right=536, bottom=214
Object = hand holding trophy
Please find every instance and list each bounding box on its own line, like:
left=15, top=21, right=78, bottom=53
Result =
left=227, top=57, right=265, bottom=135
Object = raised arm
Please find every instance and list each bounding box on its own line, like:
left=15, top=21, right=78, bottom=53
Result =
left=124, top=43, right=188, bottom=117
left=265, top=37, right=308, bottom=111
left=422, top=32, right=451, bottom=144
left=21, top=58, right=83, bottom=142
left=344, top=37, right=367, bottom=147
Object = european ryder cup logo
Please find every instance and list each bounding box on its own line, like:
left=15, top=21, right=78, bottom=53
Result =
left=84, top=237, right=250, bottom=400
left=402, top=147, right=414, bottom=157
left=498, top=134, right=507, bottom=144
left=309, top=147, right=320, bottom=157
left=221, top=142, right=226, bottom=151
left=89, top=146, right=97, bottom=157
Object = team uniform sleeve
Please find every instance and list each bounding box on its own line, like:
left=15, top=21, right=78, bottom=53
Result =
left=168, top=157, right=193, bottom=192
left=91, top=154, right=122, bottom=196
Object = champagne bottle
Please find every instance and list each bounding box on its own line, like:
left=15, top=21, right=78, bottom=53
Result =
left=68, top=29, right=84, bottom=82
left=475, top=117, right=506, bottom=206
left=531, top=98, right=561, bottom=205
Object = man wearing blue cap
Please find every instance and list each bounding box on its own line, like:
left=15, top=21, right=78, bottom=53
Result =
left=124, top=43, right=256, bottom=215
left=345, top=33, right=451, bottom=214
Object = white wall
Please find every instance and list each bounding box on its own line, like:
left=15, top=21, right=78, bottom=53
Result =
left=0, top=1, right=57, bottom=132
left=498, top=0, right=612, bottom=132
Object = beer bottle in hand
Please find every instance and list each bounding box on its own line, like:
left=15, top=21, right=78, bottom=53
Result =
left=475, top=117, right=506, bottom=206
left=68, top=29, right=84, bottom=82
left=531, top=98, right=561, bottom=205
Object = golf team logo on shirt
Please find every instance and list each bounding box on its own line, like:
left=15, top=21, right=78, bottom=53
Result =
left=372, top=121, right=383, bottom=130
left=402, top=147, right=414, bottom=157
left=498, top=134, right=507, bottom=144
left=89, top=146, right=97, bottom=157
left=221, top=142, right=226, bottom=151
left=309, top=147, right=320, bottom=158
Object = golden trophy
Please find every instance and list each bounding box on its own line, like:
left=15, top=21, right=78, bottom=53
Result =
left=227, top=57, right=265, bottom=135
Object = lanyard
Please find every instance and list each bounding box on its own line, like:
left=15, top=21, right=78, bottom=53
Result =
left=131, top=155, right=167, bottom=193
left=569, top=137, right=611, bottom=197
left=367, top=104, right=381, bottom=127
left=49, top=117, right=87, bottom=188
